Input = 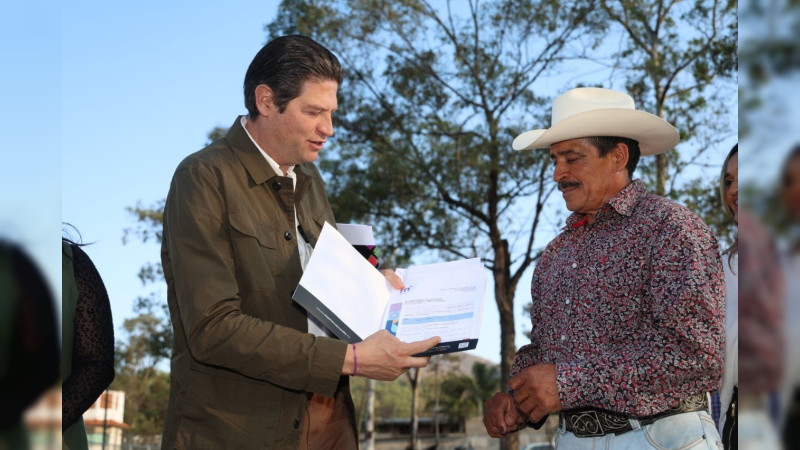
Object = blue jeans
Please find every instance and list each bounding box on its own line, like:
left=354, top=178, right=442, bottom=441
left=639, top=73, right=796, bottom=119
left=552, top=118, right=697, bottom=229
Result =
left=554, top=411, right=723, bottom=449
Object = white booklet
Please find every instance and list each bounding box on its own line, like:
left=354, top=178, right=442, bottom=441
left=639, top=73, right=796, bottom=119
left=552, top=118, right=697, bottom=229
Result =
left=292, top=222, right=487, bottom=355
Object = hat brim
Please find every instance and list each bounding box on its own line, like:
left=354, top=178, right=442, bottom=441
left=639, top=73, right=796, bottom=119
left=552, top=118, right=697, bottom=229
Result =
left=512, top=108, right=680, bottom=156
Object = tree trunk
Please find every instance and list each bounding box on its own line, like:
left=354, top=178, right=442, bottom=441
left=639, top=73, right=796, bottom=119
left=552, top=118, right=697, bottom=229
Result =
left=494, top=240, right=520, bottom=450
left=408, top=368, right=423, bottom=450
left=655, top=153, right=668, bottom=195
left=655, top=95, right=668, bottom=195
left=434, top=357, right=440, bottom=448
left=363, top=379, right=376, bottom=450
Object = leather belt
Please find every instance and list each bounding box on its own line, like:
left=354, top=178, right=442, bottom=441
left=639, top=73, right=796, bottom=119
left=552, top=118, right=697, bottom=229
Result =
left=560, top=393, right=709, bottom=437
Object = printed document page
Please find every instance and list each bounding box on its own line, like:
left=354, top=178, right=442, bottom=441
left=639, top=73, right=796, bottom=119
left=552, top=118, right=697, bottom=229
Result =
left=383, top=259, right=486, bottom=346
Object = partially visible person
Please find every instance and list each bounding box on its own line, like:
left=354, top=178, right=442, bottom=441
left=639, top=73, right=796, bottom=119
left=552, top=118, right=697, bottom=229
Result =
left=780, top=145, right=800, bottom=235
left=737, top=207, right=785, bottom=450
left=61, top=228, right=115, bottom=450
left=713, top=144, right=738, bottom=448
left=780, top=145, right=800, bottom=448
left=483, top=87, right=724, bottom=449
left=0, top=240, right=59, bottom=449
left=733, top=144, right=786, bottom=449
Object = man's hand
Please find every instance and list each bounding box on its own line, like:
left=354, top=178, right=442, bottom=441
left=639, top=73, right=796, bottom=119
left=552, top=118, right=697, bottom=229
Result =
left=342, top=330, right=440, bottom=381
left=483, top=392, right=526, bottom=438
left=508, top=363, right=562, bottom=423
left=380, top=268, right=405, bottom=289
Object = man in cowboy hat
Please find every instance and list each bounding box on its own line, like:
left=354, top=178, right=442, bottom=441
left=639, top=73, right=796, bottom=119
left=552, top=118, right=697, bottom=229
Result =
left=483, top=87, right=725, bottom=448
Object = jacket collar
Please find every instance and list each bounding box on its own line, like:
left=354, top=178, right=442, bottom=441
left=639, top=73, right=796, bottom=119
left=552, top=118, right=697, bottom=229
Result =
left=226, top=116, right=274, bottom=186
left=225, top=116, right=315, bottom=198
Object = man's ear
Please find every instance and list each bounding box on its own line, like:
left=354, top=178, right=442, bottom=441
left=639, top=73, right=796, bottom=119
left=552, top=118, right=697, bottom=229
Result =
left=613, top=142, right=630, bottom=173
left=254, top=84, right=275, bottom=117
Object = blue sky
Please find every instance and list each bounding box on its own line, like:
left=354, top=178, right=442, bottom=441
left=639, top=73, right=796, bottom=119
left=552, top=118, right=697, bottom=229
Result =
left=1, top=1, right=62, bottom=322
left=4, top=0, right=756, bottom=366
left=60, top=1, right=283, bottom=348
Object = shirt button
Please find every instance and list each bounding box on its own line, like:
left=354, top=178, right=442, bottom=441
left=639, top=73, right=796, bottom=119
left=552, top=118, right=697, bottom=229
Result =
left=293, top=418, right=301, bottom=429
left=565, top=298, right=571, bottom=305
left=272, top=181, right=282, bottom=191
left=571, top=263, right=577, bottom=268
left=284, top=231, right=293, bottom=240
left=560, top=335, right=566, bottom=341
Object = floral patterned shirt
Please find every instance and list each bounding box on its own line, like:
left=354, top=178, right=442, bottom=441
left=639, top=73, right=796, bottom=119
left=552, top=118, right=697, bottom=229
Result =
left=511, top=180, right=725, bottom=417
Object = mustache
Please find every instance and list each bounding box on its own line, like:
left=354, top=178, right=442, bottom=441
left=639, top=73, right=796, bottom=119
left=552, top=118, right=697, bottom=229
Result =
left=558, top=181, right=580, bottom=191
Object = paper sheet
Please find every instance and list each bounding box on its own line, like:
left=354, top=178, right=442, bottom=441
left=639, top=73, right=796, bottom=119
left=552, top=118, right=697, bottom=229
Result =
left=383, top=259, right=485, bottom=344
left=296, top=222, right=390, bottom=340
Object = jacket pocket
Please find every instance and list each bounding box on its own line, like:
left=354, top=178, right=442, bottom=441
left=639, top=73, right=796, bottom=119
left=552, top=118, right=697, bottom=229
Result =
left=227, top=210, right=280, bottom=295
left=229, top=210, right=278, bottom=249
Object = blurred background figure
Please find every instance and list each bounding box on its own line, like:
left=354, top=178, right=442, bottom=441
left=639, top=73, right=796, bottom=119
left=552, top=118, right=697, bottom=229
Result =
left=61, top=228, right=115, bottom=450
left=0, top=241, right=59, bottom=450
left=739, top=0, right=800, bottom=444
left=780, top=146, right=800, bottom=448
left=715, top=144, right=738, bottom=449
left=779, top=146, right=800, bottom=242
left=738, top=206, right=785, bottom=449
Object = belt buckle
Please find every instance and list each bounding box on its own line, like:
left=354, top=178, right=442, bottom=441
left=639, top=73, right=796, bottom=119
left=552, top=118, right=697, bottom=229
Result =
left=567, top=410, right=606, bottom=437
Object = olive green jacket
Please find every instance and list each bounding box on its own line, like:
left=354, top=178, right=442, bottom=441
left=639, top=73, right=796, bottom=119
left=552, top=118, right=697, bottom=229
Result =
left=161, top=117, right=353, bottom=449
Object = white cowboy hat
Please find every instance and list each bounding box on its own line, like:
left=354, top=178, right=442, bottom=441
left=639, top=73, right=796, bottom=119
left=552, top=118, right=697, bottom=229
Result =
left=512, top=87, right=680, bottom=155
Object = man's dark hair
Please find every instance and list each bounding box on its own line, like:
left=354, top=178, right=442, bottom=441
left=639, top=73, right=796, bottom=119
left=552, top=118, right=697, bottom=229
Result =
left=244, top=35, right=343, bottom=118
left=586, top=136, right=641, bottom=179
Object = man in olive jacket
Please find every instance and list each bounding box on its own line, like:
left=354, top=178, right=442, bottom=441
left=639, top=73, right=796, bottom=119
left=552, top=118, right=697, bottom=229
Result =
left=161, top=35, right=439, bottom=449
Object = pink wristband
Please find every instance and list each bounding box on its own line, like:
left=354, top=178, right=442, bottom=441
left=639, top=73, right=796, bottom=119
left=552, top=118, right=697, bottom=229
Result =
left=352, top=344, right=358, bottom=376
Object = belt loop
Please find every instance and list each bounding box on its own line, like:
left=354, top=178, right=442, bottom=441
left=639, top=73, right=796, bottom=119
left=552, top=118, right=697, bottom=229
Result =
left=628, top=418, right=642, bottom=431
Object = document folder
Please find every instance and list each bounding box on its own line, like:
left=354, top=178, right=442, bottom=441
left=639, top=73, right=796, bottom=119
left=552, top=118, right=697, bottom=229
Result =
left=292, top=222, right=487, bottom=355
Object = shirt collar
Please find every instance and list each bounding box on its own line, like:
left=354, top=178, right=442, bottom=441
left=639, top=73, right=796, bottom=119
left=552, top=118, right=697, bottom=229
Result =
left=240, top=116, right=296, bottom=179
left=607, top=179, right=646, bottom=217
left=565, top=179, right=647, bottom=229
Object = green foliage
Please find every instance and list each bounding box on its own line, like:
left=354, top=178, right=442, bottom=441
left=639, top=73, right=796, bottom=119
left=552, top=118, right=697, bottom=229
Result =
left=122, top=200, right=164, bottom=245
left=435, top=375, right=481, bottom=420
left=600, top=0, right=737, bottom=195
left=351, top=358, right=501, bottom=426
left=109, top=369, right=169, bottom=444
left=471, top=362, right=502, bottom=407
left=427, top=362, right=501, bottom=421
left=111, top=294, right=172, bottom=443
left=352, top=375, right=416, bottom=419
left=738, top=0, right=800, bottom=137
left=206, top=126, right=229, bottom=144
